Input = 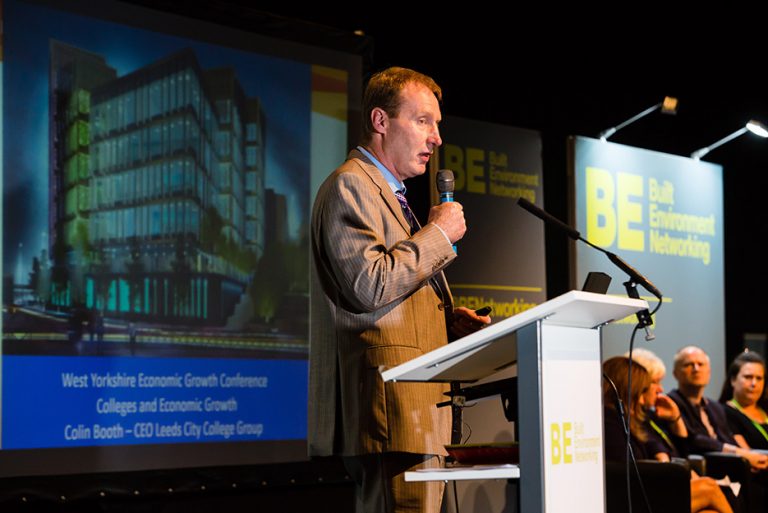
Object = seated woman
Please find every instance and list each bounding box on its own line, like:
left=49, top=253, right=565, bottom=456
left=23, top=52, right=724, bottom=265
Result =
left=603, top=356, right=733, bottom=513
left=628, top=348, right=690, bottom=460
left=719, top=351, right=768, bottom=451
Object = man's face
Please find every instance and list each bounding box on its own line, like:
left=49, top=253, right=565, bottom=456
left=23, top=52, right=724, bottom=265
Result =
left=675, top=349, right=711, bottom=389
left=379, top=82, right=442, bottom=181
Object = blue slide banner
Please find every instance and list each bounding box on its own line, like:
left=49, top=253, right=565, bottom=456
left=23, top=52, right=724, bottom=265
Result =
left=2, top=356, right=308, bottom=449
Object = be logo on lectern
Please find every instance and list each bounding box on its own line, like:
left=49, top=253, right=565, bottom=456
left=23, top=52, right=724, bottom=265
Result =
left=550, top=420, right=600, bottom=465
left=550, top=422, right=573, bottom=465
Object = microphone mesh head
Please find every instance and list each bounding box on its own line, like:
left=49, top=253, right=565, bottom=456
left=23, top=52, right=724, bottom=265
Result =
left=436, top=169, right=455, bottom=193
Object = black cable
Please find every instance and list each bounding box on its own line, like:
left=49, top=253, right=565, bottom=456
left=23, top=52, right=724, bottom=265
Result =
left=623, top=326, right=654, bottom=513
left=627, top=327, right=636, bottom=512
left=451, top=404, right=477, bottom=513
left=461, top=417, right=473, bottom=445
left=649, top=299, right=662, bottom=318
left=627, top=445, right=654, bottom=513
left=604, top=371, right=634, bottom=513
left=452, top=480, right=460, bottom=513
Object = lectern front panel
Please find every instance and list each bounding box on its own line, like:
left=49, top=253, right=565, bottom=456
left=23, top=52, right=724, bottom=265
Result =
left=540, top=324, right=604, bottom=512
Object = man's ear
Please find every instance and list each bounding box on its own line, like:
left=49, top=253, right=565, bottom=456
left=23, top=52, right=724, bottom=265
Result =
left=370, top=107, right=388, bottom=135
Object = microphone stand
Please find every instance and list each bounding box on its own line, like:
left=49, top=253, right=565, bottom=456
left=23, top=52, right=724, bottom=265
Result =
left=577, top=234, right=659, bottom=340
left=624, top=280, right=654, bottom=337
left=517, top=198, right=661, bottom=340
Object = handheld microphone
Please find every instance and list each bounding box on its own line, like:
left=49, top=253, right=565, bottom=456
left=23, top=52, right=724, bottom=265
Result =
left=437, top=169, right=455, bottom=203
left=437, top=169, right=457, bottom=253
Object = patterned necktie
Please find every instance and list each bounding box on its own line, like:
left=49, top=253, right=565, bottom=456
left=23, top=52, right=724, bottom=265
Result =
left=394, top=189, right=418, bottom=234
left=395, top=189, right=446, bottom=306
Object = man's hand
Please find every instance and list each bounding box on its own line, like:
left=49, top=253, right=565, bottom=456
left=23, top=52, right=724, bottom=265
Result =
left=449, top=306, right=491, bottom=338
left=428, top=202, right=466, bottom=243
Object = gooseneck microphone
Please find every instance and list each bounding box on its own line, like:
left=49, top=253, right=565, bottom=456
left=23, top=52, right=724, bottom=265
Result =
left=517, top=197, right=662, bottom=340
left=517, top=196, right=579, bottom=240
left=517, top=198, right=662, bottom=299
left=437, top=169, right=457, bottom=253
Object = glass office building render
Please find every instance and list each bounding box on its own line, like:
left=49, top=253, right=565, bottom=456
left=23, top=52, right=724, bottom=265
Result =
left=49, top=42, right=265, bottom=326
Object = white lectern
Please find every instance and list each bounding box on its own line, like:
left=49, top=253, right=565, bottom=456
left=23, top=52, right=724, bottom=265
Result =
left=381, top=291, right=649, bottom=513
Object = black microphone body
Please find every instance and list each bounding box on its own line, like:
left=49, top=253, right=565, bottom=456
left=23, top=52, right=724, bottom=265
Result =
left=437, top=169, right=457, bottom=253
left=606, top=252, right=662, bottom=300
left=437, top=169, right=455, bottom=204
left=517, top=198, right=580, bottom=240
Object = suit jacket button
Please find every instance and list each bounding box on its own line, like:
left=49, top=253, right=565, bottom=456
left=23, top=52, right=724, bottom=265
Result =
left=437, top=303, right=445, bottom=311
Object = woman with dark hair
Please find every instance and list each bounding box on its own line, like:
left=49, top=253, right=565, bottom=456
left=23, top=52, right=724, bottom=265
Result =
left=719, top=351, right=768, bottom=450
left=603, top=356, right=733, bottom=513
left=602, top=355, right=652, bottom=460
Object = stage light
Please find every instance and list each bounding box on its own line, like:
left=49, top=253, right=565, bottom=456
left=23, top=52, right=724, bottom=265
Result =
left=598, top=96, right=678, bottom=141
left=690, top=120, right=768, bottom=160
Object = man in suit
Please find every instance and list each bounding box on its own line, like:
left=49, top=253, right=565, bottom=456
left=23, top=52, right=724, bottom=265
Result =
left=308, top=67, right=490, bottom=513
left=669, top=345, right=768, bottom=470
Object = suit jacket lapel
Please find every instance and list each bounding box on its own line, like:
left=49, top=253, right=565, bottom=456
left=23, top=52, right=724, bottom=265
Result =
left=349, top=149, right=413, bottom=236
left=348, top=149, right=453, bottom=309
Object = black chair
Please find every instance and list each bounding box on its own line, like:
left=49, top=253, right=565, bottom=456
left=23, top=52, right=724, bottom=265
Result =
left=605, top=459, right=690, bottom=513
left=703, top=452, right=759, bottom=513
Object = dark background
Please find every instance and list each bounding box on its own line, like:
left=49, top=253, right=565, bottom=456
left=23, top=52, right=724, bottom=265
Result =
left=199, top=4, right=766, bottom=366
left=4, top=1, right=766, bottom=510
left=114, top=1, right=766, bottom=367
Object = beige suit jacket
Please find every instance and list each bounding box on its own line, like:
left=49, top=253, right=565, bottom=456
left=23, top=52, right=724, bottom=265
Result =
left=308, top=149, right=456, bottom=457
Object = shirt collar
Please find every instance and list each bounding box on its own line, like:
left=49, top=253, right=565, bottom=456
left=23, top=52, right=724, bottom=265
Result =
left=688, top=395, right=709, bottom=409
left=357, top=146, right=405, bottom=195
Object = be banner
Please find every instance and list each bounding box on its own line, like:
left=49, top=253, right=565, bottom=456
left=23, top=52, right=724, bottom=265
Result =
left=438, top=116, right=546, bottom=319
left=571, top=136, right=725, bottom=393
